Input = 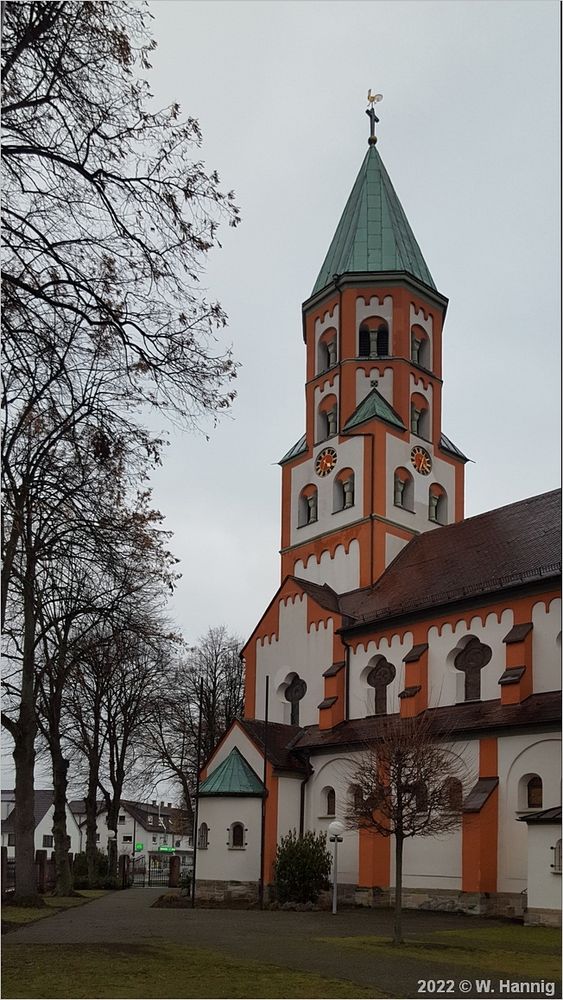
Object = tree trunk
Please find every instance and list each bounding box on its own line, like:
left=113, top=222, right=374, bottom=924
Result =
left=13, top=545, right=41, bottom=901
left=85, top=763, right=100, bottom=886
left=393, top=834, right=404, bottom=946
left=51, top=749, right=72, bottom=895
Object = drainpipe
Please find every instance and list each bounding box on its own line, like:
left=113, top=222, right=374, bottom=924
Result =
left=343, top=638, right=351, bottom=721
left=298, top=755, right=313, bottom=837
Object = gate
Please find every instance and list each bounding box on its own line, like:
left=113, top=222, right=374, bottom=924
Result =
left=148, top=854, right=171, bottom=886
left=131, top=855, right=146, bottom=886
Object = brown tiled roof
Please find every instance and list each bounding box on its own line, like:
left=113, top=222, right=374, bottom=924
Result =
left=339, top=490, right=561, bottom=628
left=519, top=806, right=562, bottom=825
left=121, top=800, right=191, bottom=835
left=463, top=778, right=499, bottom=813
left=290, top=577, right=341, bottom=613
left=293, top=692, right=561, bottom=753
left=239, top=719, right=308, bottom=774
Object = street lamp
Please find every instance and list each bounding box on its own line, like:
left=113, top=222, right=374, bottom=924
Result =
left=328, top=820, right=345, bottom=915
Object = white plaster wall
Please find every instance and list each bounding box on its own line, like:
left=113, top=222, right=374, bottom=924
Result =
left=427, top=610, right=513, bottom=709
left=532, top=599, right=561, bottom=693
left=313, top=305, right=339, bottom=373
left=409, top=373, right=433, bottom=408
left=277, top=775, right=302, bottom=839
left=290, top=435, right=364, bottom=546
left=498, top=733, right=562, bottom=894
left=196, top=797, right=261, bottom=882
left=401, top=830, right=462, bottom=890
left=526, top=824, right=562, bottom=911
left=207, top=725, right=264, bottom=781
left=385, top=533, right=409, bottom=567
left=255, top=596, right=333, bottom=727
left=349, top=633, right=412, bottom=719
left=293, top=540, right=360, bottom=592
left=386, top=434, right=456, bottom=530
left=356, top=366, right=393, bottom=408
left=356, top=294, right=394, bottom=354
left=305, top=753, right=360, bottom=884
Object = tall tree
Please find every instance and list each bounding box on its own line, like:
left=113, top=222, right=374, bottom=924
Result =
left=144, top=627, right=244, bottom=819
left=345, top=714, right=470, bottom=945
left=1, top=1, right=239, bottom=897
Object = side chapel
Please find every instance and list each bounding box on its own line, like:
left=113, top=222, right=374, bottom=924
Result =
left=196, top=103, right=561, bottom=925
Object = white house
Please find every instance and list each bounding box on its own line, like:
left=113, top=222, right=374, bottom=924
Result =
left=68, top=798, right=193, bottom=870
left=1, top=789, right=81, bottom=858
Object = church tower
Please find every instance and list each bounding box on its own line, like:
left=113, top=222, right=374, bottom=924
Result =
left=279, top=101, right=467, bottom=591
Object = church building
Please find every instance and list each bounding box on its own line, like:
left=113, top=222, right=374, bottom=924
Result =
left=196, top=104, right=561, bottom=926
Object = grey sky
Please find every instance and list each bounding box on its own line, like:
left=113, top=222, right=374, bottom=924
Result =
left=146, top=0, right=560, bottom=647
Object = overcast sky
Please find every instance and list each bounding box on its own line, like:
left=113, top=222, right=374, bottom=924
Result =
left=145, top=0, right=559, bottom=648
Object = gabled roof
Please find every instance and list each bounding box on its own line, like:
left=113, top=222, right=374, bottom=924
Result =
left=279, top=434, right=307, bottom=465
left=2, top=789, right=54, bottom=834
left=339, top=489, right=561, bottom=628
left=313, top=144, right=435, bottom=296
left=199, top=747, right=265, bottom=797
left=343, top=386, right=405, bottom=432
left=121, top=800, right=191, bottom=834
left=289, top=576, right=341, bottom=614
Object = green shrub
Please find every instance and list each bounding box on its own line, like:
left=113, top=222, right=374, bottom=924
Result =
left=273, top=829, right=331, bottom=904
left=72, top=850, right=109, bottom=889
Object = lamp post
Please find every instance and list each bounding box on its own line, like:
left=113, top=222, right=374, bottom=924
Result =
left=107, top=829, right=117, bottom=879
left=328, top=820, right=345, bottom=915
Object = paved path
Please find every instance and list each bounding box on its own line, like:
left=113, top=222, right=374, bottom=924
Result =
left=2, top=889, right=546, bottom=998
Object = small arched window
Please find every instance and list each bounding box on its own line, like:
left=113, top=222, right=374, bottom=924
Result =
left=394, top=468, right=414, bottom=512
left=324, top=787, right=336, bottom=816
left=358, top=318, right=389, bottom=358
left=411, top=324, right=431, bottom=370
left=317, top=394, right=338, bottom=441
left=298, top=486, right=318, bottom=527
left=442, top=777, right=463, bottom=812
left=527, top=776, right=543, bottom=809
left=198, top=822, right=209, bottom=850
left=429, top=484, right=447, bottom=525
left=317, top=328, right=337, bottom=374
left=410, top=393, right=430, bottom=438
left=229, top=822, right=245, bottom=849
left=415, top=782, right=428, bottom=813
left=333, top=469, right=354, bottom=512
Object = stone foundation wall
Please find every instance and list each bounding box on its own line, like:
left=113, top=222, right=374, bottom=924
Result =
left=196, top=879, right=260, bottom=905
left=355, top=887, right=529, bottom=920
left=525, top=907, right=562, bottom=928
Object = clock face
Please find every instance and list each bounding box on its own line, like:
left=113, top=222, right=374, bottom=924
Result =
left=315, top=447, right=337, bottom=477
left=410, top=445, right=432, bottom=476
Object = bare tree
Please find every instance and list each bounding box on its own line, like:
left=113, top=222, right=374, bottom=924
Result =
left=143, top=627, right=244, bottom=819
left=345, top=713, right=471, bottom=945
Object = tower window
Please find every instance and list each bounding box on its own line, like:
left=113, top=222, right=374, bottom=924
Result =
left=428, top=484, right=447, bottom=524
left=317, top=394, right=338, bottom=442
left=358, top=317, right=389, bottom=358
left=411, top=324, right=431, bottom=369
left=317, top=328, right=337, bottom=374
left=333, top=469, right=355, bottom=512
left=298, top=486, right=318, bottom=527
left=394, top=468, right=414, bottom=511
left=410, top=393, right=430, bottom=438
left=453, top=637, right=492, bottom=701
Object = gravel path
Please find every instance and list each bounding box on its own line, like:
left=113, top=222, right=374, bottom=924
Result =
left=3, top=889, right=545, bottom=998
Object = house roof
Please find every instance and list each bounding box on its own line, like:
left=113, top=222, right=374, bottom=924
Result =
left=121, top=800, right=191, bottom=834
left=312, top=144, right=436, bottom=296
left=289, top=576, right=341, bottom=614
left=1, top=789, right=54, bottom=834
left=339, top=489, right=561, bottom=629
left=199, top=748, right=264, bottom=797
left=293, top=692, right=561, bottom=754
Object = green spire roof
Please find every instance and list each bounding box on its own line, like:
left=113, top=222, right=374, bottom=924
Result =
left=343, top=387, right=406, bottom=433
left=313, top=145, right=435, bottom=295
left=199, top=747, right=264, bottom=798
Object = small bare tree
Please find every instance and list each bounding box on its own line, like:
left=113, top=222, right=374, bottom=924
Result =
left=346, top=713, right=471, bottom=945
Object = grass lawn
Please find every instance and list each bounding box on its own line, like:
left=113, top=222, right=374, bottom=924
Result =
left=317, top=923, right=562, bottom=981
left=1, top=941, right=386, bottom=999
left=2, top=891, right=107, bottom=928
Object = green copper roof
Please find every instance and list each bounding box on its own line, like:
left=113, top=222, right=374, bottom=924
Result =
left=313, top=145, right=435, bottom=295
left=199, top=747, right=264, bottom=798
left=343, top=387, right=405, bottom=432
left=279, top=433, right=307, bottom=465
